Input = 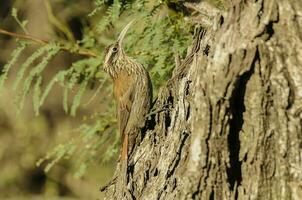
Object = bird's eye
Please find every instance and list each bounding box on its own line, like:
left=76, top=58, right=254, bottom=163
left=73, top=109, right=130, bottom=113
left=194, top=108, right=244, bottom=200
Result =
left=112, top=47, right=118, bottom=52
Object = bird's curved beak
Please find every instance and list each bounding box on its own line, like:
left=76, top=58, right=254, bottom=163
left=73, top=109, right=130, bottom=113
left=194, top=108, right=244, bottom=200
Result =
left=117, top=20, right=135, bottom=48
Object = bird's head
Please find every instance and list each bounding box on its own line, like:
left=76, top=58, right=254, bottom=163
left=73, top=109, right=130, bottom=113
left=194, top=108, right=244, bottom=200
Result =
left=103, top=20, right=134, bottom=77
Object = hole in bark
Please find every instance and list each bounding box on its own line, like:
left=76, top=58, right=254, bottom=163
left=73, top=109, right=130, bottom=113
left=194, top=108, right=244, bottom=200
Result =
left=227, top=56, right=256, bottom=190
left=163, top=184, right=167, bottom=191
left=185, top=80, right=191, bottom=96
left=141, top=101, right=157, bottom=140
left=153, top=168, right=158, bottom=177
left=172, top=178, right=177, bottom=190
left=220, top=15, right=224, bottom=26
left=167, top=92, right=174, bottom=106
left=164, top=111, right=171, bottom=133
left=145, top=169, right=150, bottom=183
left=163, top=94, right=174, bottom=133
left=142, top=112, right=156, bottom=136
left=266, top=21, right=275, bottom=40
left=128, top=163, right=135, bottom=178
left=186, top=104, right=190, bottom=120
left=204, top=44, right=210, bottom=56
left=210, top=191, right=214, bottom=200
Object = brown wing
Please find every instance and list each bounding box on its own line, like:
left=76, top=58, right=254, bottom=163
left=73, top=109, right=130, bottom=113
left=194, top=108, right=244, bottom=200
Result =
left=114, top=72, right=135, bottom=140
left=118, top=96, right=132, bottom=140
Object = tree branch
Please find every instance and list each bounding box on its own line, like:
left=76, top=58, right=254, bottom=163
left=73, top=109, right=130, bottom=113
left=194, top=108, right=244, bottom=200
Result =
left=0, top=28, right=98, bottom=57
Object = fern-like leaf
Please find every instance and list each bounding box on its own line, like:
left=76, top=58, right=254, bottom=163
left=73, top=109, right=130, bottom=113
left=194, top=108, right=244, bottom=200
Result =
left=70, top=79, right=88, bottom=116
left=33, top=76, right=42, bottom=115
left=0, top=41, right=28, bottom=90
left=96, top=0, right=121, bottom=33
left=18, top=43, right=60, bottom=113
left=14, top=45, right=53, bottom=90
left=39, top=70, right=68, bottom=109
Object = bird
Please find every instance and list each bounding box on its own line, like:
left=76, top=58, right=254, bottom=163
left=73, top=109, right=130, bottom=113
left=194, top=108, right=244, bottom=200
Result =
left=103, top=20, right=153, bottom=197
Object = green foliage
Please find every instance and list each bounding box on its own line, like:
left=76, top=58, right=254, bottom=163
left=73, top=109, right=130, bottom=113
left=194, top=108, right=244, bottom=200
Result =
left=91, top=0, right=192, bottom=94
left=40, top=70, right=67, bottom=109
left=1, top=0, right=194, bottom=177
left=0, top=41, right=28, bottom=90
left=95, top=0, right=122, bottom=33
left=37, top=112, right=118, bottom=176
left=13, top=45, right=51, bottom=90
left=17, top=43, right=61, bottom=114
left=129, top=16, right=191, bottom=91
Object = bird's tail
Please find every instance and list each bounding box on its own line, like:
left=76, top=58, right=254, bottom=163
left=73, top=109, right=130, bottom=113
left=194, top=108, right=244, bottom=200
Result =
left=117, top=133, right=128, bottom=197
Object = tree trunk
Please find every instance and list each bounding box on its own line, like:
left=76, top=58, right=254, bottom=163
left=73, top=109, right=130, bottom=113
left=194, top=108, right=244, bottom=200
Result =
left=103, top=0, right=302, bottom=199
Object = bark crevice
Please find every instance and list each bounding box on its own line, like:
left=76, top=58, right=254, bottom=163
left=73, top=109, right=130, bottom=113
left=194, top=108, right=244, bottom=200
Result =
left=227, top=51, right=257, bottom=190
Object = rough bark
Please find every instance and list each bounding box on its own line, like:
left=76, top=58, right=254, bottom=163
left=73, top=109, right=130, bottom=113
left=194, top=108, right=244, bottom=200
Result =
left=103, top=0, right=302, bottom=199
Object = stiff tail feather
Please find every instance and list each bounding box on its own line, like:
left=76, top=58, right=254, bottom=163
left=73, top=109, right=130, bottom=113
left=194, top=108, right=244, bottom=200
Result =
left=117, top=133, right=128, bottom=197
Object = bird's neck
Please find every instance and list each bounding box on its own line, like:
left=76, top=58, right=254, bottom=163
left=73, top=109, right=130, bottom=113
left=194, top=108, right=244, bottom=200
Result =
left=111, top=55, right=145, bottom=79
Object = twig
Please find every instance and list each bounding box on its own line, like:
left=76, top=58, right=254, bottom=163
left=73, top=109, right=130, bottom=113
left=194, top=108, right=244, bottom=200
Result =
left=0, top=28, right=98, bottom=57
left=0, top=28, right=47, bottom=44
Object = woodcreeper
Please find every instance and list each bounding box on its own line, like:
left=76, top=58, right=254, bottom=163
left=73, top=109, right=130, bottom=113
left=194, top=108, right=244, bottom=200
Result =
left=103, top=20, right=152, bottom=196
